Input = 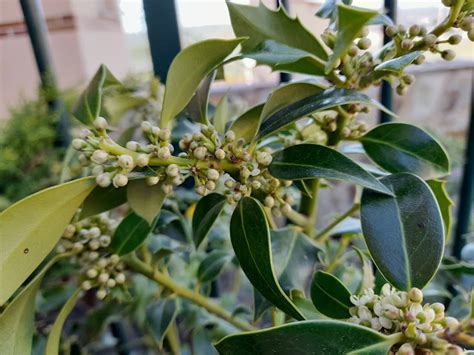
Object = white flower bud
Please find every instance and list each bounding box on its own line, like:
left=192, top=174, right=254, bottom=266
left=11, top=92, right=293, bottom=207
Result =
left=397, top=343, right=414, bottom=355
left=159, top=128, right=171, bottom=141
left=225, top=180, right=236, bottom=189
left=256, top=152, right=272, bottom=166
left=106, top=279, right=117, bottom=288
left=444, top=317, right=459, bottom=331
left=79, top=128, right=92, bottom=139
left=91, top=165, right=104, bottom=175
left=146, top=176, right=160, bottom=186
left=281, top=203, right=292, bottom=215
left=166, top=164, right=180, bottom=177
left=99, top=235, right=111, bottom=247
left=135, top=153, right=150, bottom=167
left=109, top=254, right=120, bottom=264
left=97, top=258, right=108, bottom=268
left=215, top=148, right=226, bottom=160
left=179, top=139, right=187, bottom=150
left=98, top=272, right=110, bottom=283
left=207, top=169, right=220, bottom=180
left=126, top=141, right=140, bottom=151
left=233, top=192, right=242, bottom=201
left=78, top=154, right=90, bottom=166
left=115, top=273, right=126, bottom=284
left=87, top=227, right=101, bottom=239
left=225, top=130, right=236, bottom=142
left=56, top=245, right=66, bottom=253
left=195, top=185, right=207, bottom=196
left=93, top=117, right=108, bottom=130
left=91, top=150, right=108, bottom=164
left=86, top=268, right=98, bottom=278
left=157, top=146, right=171, bottom=160
left=172, top=176, right=182, bottom=186
left=141, top=121, right=152, bottom=133
left=73, top=242, right=84, bottom=252
left=113, top=173, right=128, bottom=187
left=96, top=173, right=112, bottom=188
left=88, top=251, right=99, bottom=260
left=81, top=280, right=92, bottom=291
left=183, top=133, right=192, bottom=143
left=161, top=183, right=173, bottom=194
left=251, top=180, right=261, bottom=189
left=194, top=147, right=207, bottom=160
left=63, top=224, right=76, bottom=238
left=241, top=167, right=251, bottom=179
left=88, top=240, right=100, bottom=250
left=152, top=126, right=161, bottom=136
left=118, top=155, right=135, bottom=169
left=205, top=180, right=216, bottom=191
left=408, top=287, right=423, bottom=303
left=72, top=138, right=87, bottom=150
left=264, top=196, right=275, bottom=208
left=96, top=288, right=107, bottom=300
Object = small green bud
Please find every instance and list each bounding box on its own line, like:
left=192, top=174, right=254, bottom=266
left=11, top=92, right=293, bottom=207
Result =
left=408, top=24, right=420, bottom=36
left=157, top=146, right=171, bottom=160
left=431, top=302, right=445, bottom=314
left=224, top=180, right=236, bottom=189
left=88, top=239, right=100, bottom=251
left=215, top=148, right=226, bottom=160
left=423, top=34, right=438, bottom=46
left=98, top=272, right=110, bottom=283
left=441, top=0, right=452, bottom=6
left=126, top=141, right=140, bottom=151
left=414, top=54, right=425, bottom=65
left=469, top=29, right=474, bottom=42
left=99, top=235, right=111, bottom=247
left=448, top=34, right=462, bottom=45
left=264, top=195, right=275, bottom=208
left=347, top=45, right=358, bottom=57
left=151, top=126, right=161, bottom=136
left=205, top=180, right=216, bottom=191
left=86, top=268, right=98, bottom=278
left=135, top=154, right=150, bottom=167
left=106, top=279, right=117, bottom=288
left=357, top=37, right=371, bottom=50
left=141, top=121, right=152, bottom=133
left=441, top=49, right=456, bottom=61
left=96, top=173, right=112, bottom=188
left=396, top=85, right=408, bottom=96
left=418, top=26, right=427, bottom=36
left=166, top=164, right=180, bottom=177
left=401, top=38, right=414, bottom=50
left=158, top=128, right=171, bottom=141
left=207, top=168, right=220, bottom=181
left=72, top=242, right=84, bottom=252
left=91, top=150, right=108, bottom=164
left=118, top=155, right=135, bottom=170
left=81, top=280, right=92, bottom=291
left=385, top=25, right=398, bottom=37
left=281, top=203, right=292, bottom=215
left=146, top=176, right=160, bottom=186
left=72, top=138, right=87, bottom=150
left=397, top=343, right=414, bottom=355
left=113, top=173, right=128, bottom=188
left=256, top=151, right=273, bottom=166
left=408, top=287, right=423, bottom=302
left=96, top=288, right=107, bottom=300
left=444, top=316, right=459, bottom=331
left=251, top=180, right=261, bottom=189
left=193, top=147, right=208, bottom=160
left=109, top=254, right=120, bottom=264
left=405, top=322, right=417, bottom=338
left=93, top=117, right=108, bottom=131
left=397, top=24, right=406, bottom=34
left=402, top=74, right=416, bottom=85
left=241, top=167, right=251, bottom=179
left=359, top=26, right=369, bottom=38
left=161, top=183, right=173, bottom=194
left=225, top=130, right=236, bottom=142
left=460, top=17, right=473, bottom=31
left=97, top=258, right=108, bottom=268
left=63, top=224, right=76, bottom=238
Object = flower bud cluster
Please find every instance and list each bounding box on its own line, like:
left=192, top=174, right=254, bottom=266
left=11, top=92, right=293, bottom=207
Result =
left=349, top=284, right=463, bottom=354
left=56, top=214, right=126, bottom=300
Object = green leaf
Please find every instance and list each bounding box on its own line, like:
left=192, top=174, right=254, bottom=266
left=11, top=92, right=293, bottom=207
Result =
left=213, top=95, right=230, bottom=134
left=72, top=65, right=121, bottom=126
left=187, top=71, right=216, bottom=124
left=146, top=298, right=179, bottom=347
left=316, top=0, right=352, bottom=19
left=326, top=5, right=378, bottom=73
left=361, top=173, right=444, bottom=290
left=45, top=288, right=82, bottom=355
left=374, top=51, right=422, bottom=74
left=310, top=271, right=352, bottom=319
left=127, top=180, right=167, bottom=225
left=160, top=38, right=244, bottom=128
left=360, top=123, right=450, bottom=180
left=230, top=104, right=264, bottom=143
left=245, top=40, right=325, bottom=76
left=269, top=144, right=392, bottom=195
left=0, top=177, right=95, bottom=305
left=227, top=1, right=328, bottom=59
left=215, top=320, right=394, bottom=355
left=111, top=212, right=153, bottom=255
left=257, top=88, right=394, bottom=138
left=230, top=197, right=305, bottom=320
left=104, top=94, right=148, bottom=123
left=79, top=185, right=127, bottom=220
left=427, top=179, right=453, bottom=241
left=197, top=250, right=233, bottom=283
left=192, top=193, right=227, bottom=248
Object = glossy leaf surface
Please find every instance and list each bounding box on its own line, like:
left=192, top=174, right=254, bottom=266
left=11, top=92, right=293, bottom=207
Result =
left=227, top=1, right=327, bottom=59
left=361, top=173, right=444, bottom=290
left=360, top=123, right=450, bottom=179
left=215, top=320, right=393, bottom=355
left=310, top=271, right=352, bottom=319
left=230, top=197, right=305, bottom=320
left=147, top=298, right=179, bottom=347
left=213, top=95, right=230, bottom=134
left=160, top=38, right=244, bottom=128
left=269, top=144, right=392, bottom=194
left=374, top=51, right=422, bottom=74
left=257, top=88, right=393, bottom=138
left=0, top=177, right=95, bottom=305
left=79, top=185, right=127, bottom=220
left=192, top=193, right=227, bottom=248
left=197, top=250, right=233, bottom=283
left=230, top=104, right=264, bottom=143
left=111, top=212, right=153, bottom=255
left=127, top=180, right=167, bottom=225
left=72, top=65, right=121, bottom=126
left=427, top=179, right=453, bottom=241
left=187, top=71, right=216, bottom=124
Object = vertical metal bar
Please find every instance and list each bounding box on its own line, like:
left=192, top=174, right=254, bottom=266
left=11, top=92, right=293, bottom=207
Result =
left=143, top=0, right=181, bottom=81
left=452, top=72, right=474, bottom=259
left=279, top=0, right=291, bottom=83
left=379, top=0, right=397, bottom=123
left=19, top=0, right=70, bottom=146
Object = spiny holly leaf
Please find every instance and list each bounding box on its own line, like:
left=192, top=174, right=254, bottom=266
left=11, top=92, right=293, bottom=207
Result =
left=72, top=65, right=121, bottom=126
left=360, top=123, right=450, bottom=180
left=269, top=144, right=392, bottom=195
left=227, top=1, right=328, bottom=59
left=257, top=88, right=394, bottom=139
left=0, top=177, right=95, bottom=305
left=215, top=320, right=395, bottom=355
left=325, top=5, right=378, bottom=73
left=310, top=271, right=352, bottom=319
left=230, top=197, right=305, bottom=320
left=361, top=173, right=444, bottom=290
left=160, top=38, right=244, bottom=128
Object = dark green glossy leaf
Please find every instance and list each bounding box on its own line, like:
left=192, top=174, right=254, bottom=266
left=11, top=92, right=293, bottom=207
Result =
left=361, top=173, right=444, bottom=290
left=230, top=104, right=264, bottom=143
left=187, top=71, right=216, bottom=124
left=310, top=271, right=352, bottom=319
left=269, top=144, right=392, bottom=195
left=374, top=51, right=422, bottom=74
left=127, top=180, right=167, bottom=225
left=192, top=193, right=227, bottom=248
left=360, top=123, right=450, bottom=179
left=245, top=40, right=325, bottom=76
left=197, top=250, right=233, bottom=283
left=72, top=65, right=121, bottom=126
left=427, top=179, right=453, bottom=241
left=257, top=88, right=393, bottom=138
left=326, top=5, right=378, bottom=73
left=45, top=288, right=82, bottom=355
left=227, top=1, right=328, bottom=59
left=230, top=197, right=305, bottom=320
left=160, top=38, right=244, bottom=128
left=215, top=320, right=394, bottom=355
left=146, top=298, right=179, bottom=347
left=79, top=185, right=127, bottom=220
left=111, top=212, right=152, bottom=255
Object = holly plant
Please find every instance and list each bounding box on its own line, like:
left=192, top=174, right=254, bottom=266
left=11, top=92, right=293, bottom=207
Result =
left=1, top=1, right=473, bottom=354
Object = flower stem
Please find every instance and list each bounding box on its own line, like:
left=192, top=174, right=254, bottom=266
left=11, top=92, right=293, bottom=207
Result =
left=124, top=255, right=255, bottom=332
left=315, top=204, right=360, bottom=241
